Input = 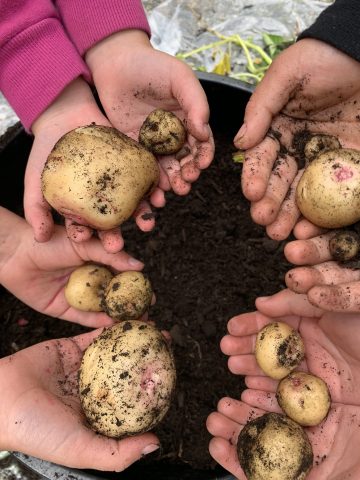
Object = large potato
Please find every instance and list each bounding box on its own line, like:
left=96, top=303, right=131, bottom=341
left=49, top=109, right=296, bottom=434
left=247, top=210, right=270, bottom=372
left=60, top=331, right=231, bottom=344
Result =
left=103, top=271, right=153, bottom=321
left=276, top=371, right=331, bottom=427
left=65, top=265, right=113, bottom=311
left=255, top=322, right=305, bottom=380
left=79, top=321, right=176, bottom=438
left=42, top=125, right=160, bottom=230
left=139, top=109, right=186, bottom=155
left=296, top=148, right=360, bottom=228
left=238, top=413, right=313, bottom=480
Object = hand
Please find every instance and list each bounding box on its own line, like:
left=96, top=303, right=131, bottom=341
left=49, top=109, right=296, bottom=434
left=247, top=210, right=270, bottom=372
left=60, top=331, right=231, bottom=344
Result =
left=0, top=328, right=163, bottom=469
left=0, top=207, right=148, bottom=327
left=85, top=29, right=215, bottom=232
left=237, top=38, right=360, bottom=241
left=207, top=289, right=360, bottom=479
left=284, top=230, right=360, bottom=312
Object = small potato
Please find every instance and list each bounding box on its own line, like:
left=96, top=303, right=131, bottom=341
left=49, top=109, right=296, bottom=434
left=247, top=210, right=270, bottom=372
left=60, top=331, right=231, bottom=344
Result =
left=139, top=109, right=187, bottom=156
left=304, top=134, right=341, bottom=161
left=329, top=230, right=360, bottom=262
left=255, top=322, right=305, bottom=380
left=296, top=148, right=360, bottom=228
left=103, top=271, right=152, bottom=321
left=238, top=413, right=313, bottom=480
left=65, top=265, right=113, bottom=311
left=79, top=320, right=176, bottom=438
left=42, top=125, right=159, bottom=230
left=276, top=371, right=331, bottom=427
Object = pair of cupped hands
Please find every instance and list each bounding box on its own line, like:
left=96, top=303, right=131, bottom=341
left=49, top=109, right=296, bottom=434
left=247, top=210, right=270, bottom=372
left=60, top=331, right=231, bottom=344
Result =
left=3, top=36, right=360, bottom=476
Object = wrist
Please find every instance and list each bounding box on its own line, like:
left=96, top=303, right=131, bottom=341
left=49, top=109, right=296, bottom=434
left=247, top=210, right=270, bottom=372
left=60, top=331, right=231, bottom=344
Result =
left=85, top=29, right=151, bottom=77
left=0, top=208, right=26, bottom=279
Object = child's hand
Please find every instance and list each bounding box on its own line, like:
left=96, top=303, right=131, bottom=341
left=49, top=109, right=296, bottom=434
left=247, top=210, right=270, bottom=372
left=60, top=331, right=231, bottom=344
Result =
left=207, top=289, right=360, bottom=479
left=0, top=328, right=160, bottom=468
left=238, top=39, right=360, bottom=241
left=85, top=29, right=215, bottom=227
left=0, top=207, right=148, bottom=327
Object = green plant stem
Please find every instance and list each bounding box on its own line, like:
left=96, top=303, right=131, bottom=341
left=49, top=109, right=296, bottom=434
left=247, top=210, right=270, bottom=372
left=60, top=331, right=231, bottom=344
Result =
left=244, top=41, right=272, bottom=64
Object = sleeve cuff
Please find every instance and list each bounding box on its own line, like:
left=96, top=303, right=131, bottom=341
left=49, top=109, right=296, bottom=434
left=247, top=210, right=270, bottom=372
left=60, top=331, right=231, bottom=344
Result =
left=0, top=18, right=92, bottom=131
left=56, top=0, right=151, bottom=56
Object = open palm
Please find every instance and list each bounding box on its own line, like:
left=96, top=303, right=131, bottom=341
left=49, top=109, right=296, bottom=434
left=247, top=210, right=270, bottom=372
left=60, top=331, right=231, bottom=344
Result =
left=207, top=289, right=360, bottom=479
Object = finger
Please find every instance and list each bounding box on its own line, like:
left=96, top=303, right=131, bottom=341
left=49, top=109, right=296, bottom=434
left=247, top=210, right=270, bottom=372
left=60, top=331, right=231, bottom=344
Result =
left=133, top=200, right=156, bottom=231
left=58, top=304, right=117, bottom=328
left=241, top=136, right=279, bottom=202
left=65, top=220, right=93, bottom=244
left=308, top=282, right=360, bottom=312
left=97, top=227, right=124, bottom=254
left=72, top=327, right=107, bottom=351
left=157, top=156, right=192, bottom=195
left=284, top=231, right=338, bottom=265
left=25, top=200, right=55, bottom=243
left=181, top=126, right=215, bottom=183
left=286, top=262, right=360, bottom=294
left=228, top=354, right=265, bottom=376
left=250, top=154, right=298, bottom=226
left=149, top=188, right=166, bottom=208
left=217, top=397, right=265, bottom=425
left=245, top=375, right=279, bottom=393
left=206, top=411, right=241, bottom=444
left=226, top=311, right=274, bottom=337
left=171, top=63, right=210, bottom=142
left=294, top=218, right=329, bottom=240
left=241, top=389, right=283, bottom=414
left=255, top=289, right=323, bottom=319
left=208, top=437, right=245, bottom=480
left=157, top=164, right=172, bottom=192
left=265, top=168, right=303, bottom=241
left=220, top=334, right=256, bottom=356
left=161, top=330, right=172, bottom=345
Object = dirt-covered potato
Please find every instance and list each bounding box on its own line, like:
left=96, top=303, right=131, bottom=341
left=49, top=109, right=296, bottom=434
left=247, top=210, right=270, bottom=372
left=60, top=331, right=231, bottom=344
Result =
left=139, top=109, right=187, bottom=156
left=64, top=265, right=113, bottom=311
left=276, top=371, right=331, bottom=427
left=296, top=141, right=360, bottom=228
left=304, top=134, right=341, bottom=161
left=79, top=320, right=176, bottom=438
left=255, top=322, right=305, bottom=380
left=329, top=230, right=360, bottom=262
left=238, top=413, right=313, bottom=480
left=103, top=271, right=153, bottom=321
left=42, top=125, right=160, bottom=230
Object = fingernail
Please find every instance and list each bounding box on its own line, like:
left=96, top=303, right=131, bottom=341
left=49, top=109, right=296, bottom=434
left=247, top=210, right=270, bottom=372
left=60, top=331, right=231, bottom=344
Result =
left=129, top=257, right=144, bottom=268
left=203, top=123, right=210, bottom=137
left=257, top=296, right=270, bottom=302
left=234, top=124, right=247, bottom=147
left=142, top=444, right=159, bottom=456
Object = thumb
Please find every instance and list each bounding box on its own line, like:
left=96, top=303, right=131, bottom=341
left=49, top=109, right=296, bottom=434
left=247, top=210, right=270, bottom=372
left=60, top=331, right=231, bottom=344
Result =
left=172, top=61, right=210, bottom=142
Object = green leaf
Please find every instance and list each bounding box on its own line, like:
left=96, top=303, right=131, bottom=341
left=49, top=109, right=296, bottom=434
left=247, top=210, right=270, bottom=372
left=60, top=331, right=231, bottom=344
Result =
left=262, top=32, right=286, bottom=47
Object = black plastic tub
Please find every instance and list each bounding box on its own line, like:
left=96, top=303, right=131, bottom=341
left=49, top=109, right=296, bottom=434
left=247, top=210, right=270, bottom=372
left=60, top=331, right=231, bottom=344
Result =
left=1, top=72, right=255, bottom=480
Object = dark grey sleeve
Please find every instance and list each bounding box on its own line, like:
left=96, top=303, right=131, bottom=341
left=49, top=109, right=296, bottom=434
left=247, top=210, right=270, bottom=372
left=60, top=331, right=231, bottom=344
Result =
left=297, top=0, right=360, bottom=62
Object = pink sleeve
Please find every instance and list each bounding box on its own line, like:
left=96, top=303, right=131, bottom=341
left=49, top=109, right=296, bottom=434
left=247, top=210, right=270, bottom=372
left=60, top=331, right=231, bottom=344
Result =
left=56, top=0, right=151, bottom=56
left=0, top=0, right=92, bottom=132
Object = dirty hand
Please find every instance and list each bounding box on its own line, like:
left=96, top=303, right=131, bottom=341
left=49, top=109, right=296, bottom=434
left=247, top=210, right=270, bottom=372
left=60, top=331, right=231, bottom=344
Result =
left=284, top=230, right=360, bottom=312
left=85, top=28, right=215, bottom=232
left=0, top=328, right=160, bottom=469
left=0, top=207, right=147, bottom=327
left=206, top=289, right=360, bottom=479
left=26, top=77, right=157, bottom=253
left=236, top=38, right=360, bottom=241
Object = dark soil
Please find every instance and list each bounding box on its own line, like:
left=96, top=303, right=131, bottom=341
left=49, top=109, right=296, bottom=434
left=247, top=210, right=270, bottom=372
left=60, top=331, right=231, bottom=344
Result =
left=0, top=128, right=294, bottom=472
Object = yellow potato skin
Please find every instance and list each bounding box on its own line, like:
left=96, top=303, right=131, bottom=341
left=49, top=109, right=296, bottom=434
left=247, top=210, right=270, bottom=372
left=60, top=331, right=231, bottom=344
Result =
left=296, top=149, right=360, bottom=228
left=276, top=371, right=331, bottom=427
left=41, top=125, right=160, bottom=230
left=255, top=322, right=305, bottom=380
left=79, top=321, right=176, bottom=438
left=103, top=271, right=153, bottom=321
left=64, top=265, right=113, bottom=312
left=238, top=413, right=313, bottom=480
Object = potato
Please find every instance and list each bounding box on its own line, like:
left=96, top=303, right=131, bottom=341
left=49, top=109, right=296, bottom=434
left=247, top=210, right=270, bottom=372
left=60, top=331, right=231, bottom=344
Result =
left=79, top=320, right=176, bottom=438
left=304, top=134, right=341, bottom=161
left=103, top=271, right=153, bottom=321
left=329, top=230, right=360, bottom=262
left=237, top=413, right=313, bottom=480
left=255, top=322, right=305, bottom=380
left=41, top=125, right=160, bottom=230
left=139, top=109, right=186, bottom=155
left=64, top=265, right=113, bottom=311
left=276, top=371, right=331, bottom=427
left=296, top=147, right=360, bottom=228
